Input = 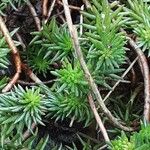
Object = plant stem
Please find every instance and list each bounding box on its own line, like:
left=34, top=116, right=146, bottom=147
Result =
left=45, top=0, right=56, bottom=24
left=88, top=94, right=110, bottom=142
left=0, top=16, right=21, bottom=92
left=128, top=37, right=150, bottom=122
left=43, top=0, right=48, bottom=18
left=27, top=1, right=41, bottom=31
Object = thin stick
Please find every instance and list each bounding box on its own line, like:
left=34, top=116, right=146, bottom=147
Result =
left=0, top=16, right=21, bottom=93
left=62, top=0, right=134, bottom=131
left=21, top=63, right=42, bottom=83
left=88, top=94, right=110, bottom=142
left=98, top=145, right=108, bottom=150
left=43, top=0, right=48, bottom=18
left=45, top=0, right=56, bottom=24
left=127, top=58, right=136, bottom=85
left=128, top=37, right=150, bottom=122
left=23, top=123, right=36, bottom=140
left=80, top=5, right=84, bottom=36
left=103, top=57, right=138, bottom=102
left=17, top=79, right=55, bottom=85
left=16, top=32, right=26, bottom=51
left=56, top=9, right=65, bottom=23
left=27, top=1, right=41, bottom=31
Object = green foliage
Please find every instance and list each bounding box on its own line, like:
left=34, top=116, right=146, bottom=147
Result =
left=0, top=34, right=10, bottom=69
left=31, top=17, right=58, bottom=43
left=83, top=0, right=126, bottom=71
left=0, top=0, right=27, bottom=15
left=43, top=24, right=73, bottom=61
left=124, top=0, right=150, bottom=56
left=109, top=124, right=150, bottom=150
left=46, top=91, right=92, bottom=127
left=66, top=136, right=92, bottom=150
left=0, top=131, right=49, bottom=150
left=1, top=0, right=150, bottom=149
left=51, top=60, right=88, bottom=95
left=26, top=45, right=52, bottom=77
left=31, top=18, right=73, bottom=63
left=0, top=85, right=47, bottom=130
left=0, top=28, right=20, bottom=69
left=87, top=32, right=126, bottom=71
left=81, top=0, right=126, bottom=89
left=110, top=132, right=135, bottom=150
left=0, top=77, right=8, bottom=91
left=132, top=125, right=150, bottom=149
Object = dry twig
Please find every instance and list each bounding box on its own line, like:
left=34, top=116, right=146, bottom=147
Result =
left=62, top=0, right=134, bottom=131
left=21, top=63, right=42, bottom=83
left=127, top=58, right=136, bottom=85
left=43, top=0, right=48, bottom=18
left=0, top=16, right=22, bottom=93
left=45, top=0, right=56, bottom=24
left=27, top=1, right=41, bottom=31
left=88, top=94, right=110, bottom=142
left=17, top=79, right=55, bottom=85
left=128, top=37, right=150, bottom=122
left=23, top=123, right=36, bottom=140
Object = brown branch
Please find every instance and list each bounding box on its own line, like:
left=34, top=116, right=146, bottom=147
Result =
left=127, top=58, right=136, bottom=85
left=43, top=0, right=48, bottom=18
left=27, top=1, right=41, bottom=31
left=62, top=0, right=134, bottom=131
left=16, top=32, right=26, bottom=51
left=23, top=123, right=36, bottom=140
left=45, top=0, right=56, bottom=24
left=56, top=9, right=65, bottom=23
left=17, top=79, right=55, bottom=85
left=0, top=16, right=21, bottom=93
left=128, top=37, right=150, bottom=122
left=88, top=94, right=110, bottom=142
left=21, top=63, right=42, bottom=83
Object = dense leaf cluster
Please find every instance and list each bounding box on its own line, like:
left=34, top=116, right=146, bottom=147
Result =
left=0, top=0, right=150, bottom=149
left=110, top=124, right=150, bottom=150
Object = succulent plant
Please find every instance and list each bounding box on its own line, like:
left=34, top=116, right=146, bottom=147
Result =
left=46, top=91, right=92, bottom=127
left=51, top=60, right=88, bottom=96
left=87, top=32, right=126, bottom=71
left=0, top=0, right=27, bottom=15
left=26, top=45, right=52, bottom=77
left=83, top=1, right=126, bottom=72
left=0, top=131, right=49, bottom=150
left=42, top=24, right=73, bottom=61
left=31, top=18, right=73, bottom=62
left=124, top=0, right=150, bottom=56
left=110, top=132, right=135, bottom=150
left=80, top=0, right=126, bottom=89
left=0, top=85, right=47, bottom=130
left=109, top=124, right=150, bottom=150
